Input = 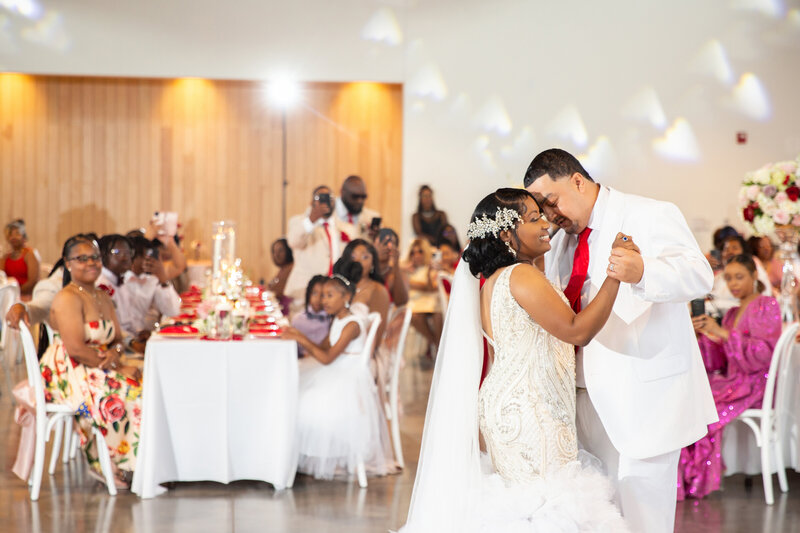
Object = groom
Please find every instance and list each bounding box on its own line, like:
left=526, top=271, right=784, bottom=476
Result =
left=525, top=148, right=718, bottom=533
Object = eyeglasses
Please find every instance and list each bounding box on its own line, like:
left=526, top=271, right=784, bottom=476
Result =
left=67, top=254, right=102, bottom=264
left=349, top=194, right=368, bottom=200
left=110, top=248, right=132, bottom=258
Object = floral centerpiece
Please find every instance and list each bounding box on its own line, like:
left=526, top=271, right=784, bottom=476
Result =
left=739, top=158, right=800, bottom=236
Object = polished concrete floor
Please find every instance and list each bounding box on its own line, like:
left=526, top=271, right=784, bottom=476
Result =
left=1, top=353, right=799, bottom=532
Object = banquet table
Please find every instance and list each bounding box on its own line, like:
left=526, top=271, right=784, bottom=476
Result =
left=131, top=335, right=299, bottom=498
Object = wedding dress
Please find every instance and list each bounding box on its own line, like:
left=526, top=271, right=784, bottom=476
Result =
left=399, top=261, right=628, bottom=533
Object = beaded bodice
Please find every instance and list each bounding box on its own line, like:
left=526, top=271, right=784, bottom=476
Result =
left=478, top=264, right=578, bottom=482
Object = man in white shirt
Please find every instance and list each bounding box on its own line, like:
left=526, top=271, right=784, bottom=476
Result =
left=335, top=175, right=381, bottom=241
left=526, top=148, right=717, bottom=533
left=96, top=234, right=134, bottom=324
left=122, top=236, right=181, bottom=336
left=285, top=185, right=347, bottom=312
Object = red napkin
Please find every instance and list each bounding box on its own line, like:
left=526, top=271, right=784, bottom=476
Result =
left=160, top=325, right=199, bottom=334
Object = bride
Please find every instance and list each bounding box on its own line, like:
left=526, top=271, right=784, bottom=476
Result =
left=399, top=188, right=633, bottom=532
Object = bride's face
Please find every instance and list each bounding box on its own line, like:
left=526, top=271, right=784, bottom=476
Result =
left=510, top=198, right=550, bottom=262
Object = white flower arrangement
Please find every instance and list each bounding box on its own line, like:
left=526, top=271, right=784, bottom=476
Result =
left=740, top=157, right=800, bottom=235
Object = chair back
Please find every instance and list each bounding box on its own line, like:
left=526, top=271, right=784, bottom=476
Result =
left=771, top=322, right=800, bottom=436
left=19, top=323, right=47, bottom=422
left=359, top=312, right=382, bottom=367
left=437, top=272, right=452, bottom=313
left=0, top=281, right=21, bottom=351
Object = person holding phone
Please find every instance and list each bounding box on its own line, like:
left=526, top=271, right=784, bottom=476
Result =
left=680, top=253, right=781, bottom=499
left=335, top=175, right=381, bottom=241
left=285, top=185, right=348, bottom=313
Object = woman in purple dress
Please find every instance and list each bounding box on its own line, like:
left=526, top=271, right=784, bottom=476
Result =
left=678, top=253, right=781, bottom=499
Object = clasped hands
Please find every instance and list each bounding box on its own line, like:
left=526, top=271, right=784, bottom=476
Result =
left=607, top=232, right=644, bottom=284
left=97, top=344, right=142, bottom=382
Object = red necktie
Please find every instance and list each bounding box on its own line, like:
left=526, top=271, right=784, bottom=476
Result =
left=347, top=214, right=354, bottom=224
left=563, top=227, right=592, bottom=314
left=322, top=222, right=333, bottom=275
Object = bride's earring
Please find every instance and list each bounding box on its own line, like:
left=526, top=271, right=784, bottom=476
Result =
left=753, top=280, right=758, bottom=293
left=506, top=241, right=517, bottom=257
left=345, top=300, right=351, bottom=309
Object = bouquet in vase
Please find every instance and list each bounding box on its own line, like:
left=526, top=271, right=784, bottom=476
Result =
left=739, top=158, right=800, bottom=235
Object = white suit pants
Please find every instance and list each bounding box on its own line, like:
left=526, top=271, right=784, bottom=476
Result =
left=577, top=389, right=681, bottom=533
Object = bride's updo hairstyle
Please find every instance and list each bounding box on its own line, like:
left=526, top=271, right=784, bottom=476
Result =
left=462, top=188, right=534, bottom=279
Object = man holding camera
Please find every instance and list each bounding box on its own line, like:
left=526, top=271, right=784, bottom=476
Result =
left=284, top=185, right=347, bottom=311
left=335, top=175, right=382, bottom=241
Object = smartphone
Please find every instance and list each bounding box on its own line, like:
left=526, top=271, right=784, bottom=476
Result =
left=431, top=249, right=442, bottom=268
left=153, top=211, right=178, bottom=237
left=710, top=249, right=722, bottom=262
left=690, top=298, right=706, bottom=317
left=370, top=217, right=382, bottom=231
left=145, top=247, right=160, bottom=260
left=316, top=193, right=332, bottom=207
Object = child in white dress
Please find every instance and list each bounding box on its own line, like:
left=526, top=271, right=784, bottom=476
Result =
left=282, top=262, right=395, bottom=480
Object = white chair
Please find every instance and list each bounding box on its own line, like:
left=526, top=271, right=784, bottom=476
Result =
left=18, top=323, right=118, bottom=499
left=0, top=280, right=22, bottom=403
left=355, top=312, right=382, bottom=489
left=731, top=321, right=798, bottom=505
left=436, top=272, right=452, bottom=315
left=382, top=307, right=413, bottom=469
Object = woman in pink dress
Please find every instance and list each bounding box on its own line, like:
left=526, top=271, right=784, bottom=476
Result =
left=678, top=253, right=781, bottom=499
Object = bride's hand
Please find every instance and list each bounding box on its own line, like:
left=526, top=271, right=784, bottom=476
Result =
left=612, top=232, right=640, bottom=253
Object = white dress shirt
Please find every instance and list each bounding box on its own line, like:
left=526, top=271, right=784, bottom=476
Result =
left=119, top=271, right=181, bottom=334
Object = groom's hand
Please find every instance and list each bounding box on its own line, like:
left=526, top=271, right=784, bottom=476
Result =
left=607, top=246, right=644, bottom=284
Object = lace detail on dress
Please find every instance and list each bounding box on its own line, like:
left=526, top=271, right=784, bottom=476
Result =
left=478, top=264, right=578, bottom=482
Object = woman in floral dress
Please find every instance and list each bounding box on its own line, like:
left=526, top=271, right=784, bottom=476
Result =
left=40, top=234, right=143, bottom=489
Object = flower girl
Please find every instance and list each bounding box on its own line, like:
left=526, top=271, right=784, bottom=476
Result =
left=281, top=261, right=395, bottom=481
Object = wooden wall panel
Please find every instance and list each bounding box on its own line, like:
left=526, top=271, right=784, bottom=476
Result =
left=0, top=75, right=403, bottom=282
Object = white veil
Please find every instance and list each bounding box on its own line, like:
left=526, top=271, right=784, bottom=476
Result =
left=400, top=257, right=484, bottom=533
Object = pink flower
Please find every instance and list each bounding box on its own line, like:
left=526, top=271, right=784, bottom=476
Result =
left=774, top=210, right=790, bottom=225
left=775, top=191, right=789, bottom=204
left=98, top=394, right=126, bottom=424
left=792, top=215, right=800, bottom=227
left=746, top=185, right=760, bottom=201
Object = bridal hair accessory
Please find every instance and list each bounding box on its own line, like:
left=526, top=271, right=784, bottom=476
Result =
left=466, top=207, right=523, bottom=241
left=332, top=274, right=351, bottom=286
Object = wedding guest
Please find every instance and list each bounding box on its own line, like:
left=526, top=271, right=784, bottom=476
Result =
left=707, top=225, right=740, bottom=272
left=412, top=185, right=449, bottom=245
left=121, top=236, right=181, bottom=338
left=268, top=238, right=294, bottom=315
left=334, top=239, right=390, bottom=342
left=679, top=254, right=781, bottom=499
left=708, top=235, right=771, bottom=316
left=3, top=219, right=40, bottom=300
left=285, top=185, right=346, bottom=312
left=437, top=239, right=460, bottom=274
left=290, top=275, right=331, bottom=357
left=143, top=218, right=187, bottom=282
left=436, top=223, right=462, bottom=253
left=282, top=263, right=395, bottom=480
left=335, top=175, right=381, bottom=241
left=373, top=228, right=409, bottom=306
left=39, top=234, right=142, bottom=489
left=747, top=235, right=781, bottom=290
left=404, top=238, right=442, bottom=359
left=96, top=234, right=133, bottom=319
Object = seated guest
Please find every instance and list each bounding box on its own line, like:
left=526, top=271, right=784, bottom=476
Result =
left=268, top=238, right=294, bottom=315
left=373, top=228, right=409, bottom=306
left=678, top=254, right=781, bottom=499
left=282, top=264, right=395, bottom=480
left=122, top=236, right=181, bottom=338
left=404, top=238, right=442, bottom=359
left=335, top=175, right=381, bottom=241
left=3, top=219, right=40, bottom=300
left=335, top=239, right=390, bottom=341
left=748, top=235, right=781, bottom=291
left=285, top=185, right=346, bottom=312
left=39, top=234, right=142, bottom=489
left=707, top=225, right=740, bottom=272
left=412, top=185, right=449, bottom=245
left=437, top=239, right=460, bottom=275
left=708, top=235, right=771, bottom=316
left=436, top=223, right=462, bottom=253
left=291, top=275, right=331, bottom=357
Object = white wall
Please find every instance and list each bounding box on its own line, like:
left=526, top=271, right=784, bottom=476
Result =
left=3, top=0, right=800, bottom=252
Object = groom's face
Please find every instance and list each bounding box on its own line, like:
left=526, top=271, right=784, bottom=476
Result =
left=526, top=173, right=586, bottom=235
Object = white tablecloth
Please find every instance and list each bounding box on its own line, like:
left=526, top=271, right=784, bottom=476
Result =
left=131, top=336, right=299, bottom=498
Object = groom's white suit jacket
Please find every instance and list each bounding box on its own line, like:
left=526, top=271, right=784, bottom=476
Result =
left=544, top=187, right=719, bottom=460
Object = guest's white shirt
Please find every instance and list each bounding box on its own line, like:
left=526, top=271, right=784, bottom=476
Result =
left=119, top=271, right=181, bottom=334
left=334, top=197, right=380, bottom=240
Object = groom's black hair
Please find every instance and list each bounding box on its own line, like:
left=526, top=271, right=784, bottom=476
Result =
left=523, top=148, right=594, bottom=187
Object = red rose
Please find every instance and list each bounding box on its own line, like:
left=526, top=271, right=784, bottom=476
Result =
left=100, top=426, right=108, bottom=436
left=126, top=377, right=140, bottom=387
left=106, top=377, right=121, bottom=390
left=97, top=284, right=114, bottom=297
left=88, top=321, right=100, bottom=329
left=787, top=186, right=800, bottom=202
left=44, top=391, right=53, bottom=403
left=785, top=175, right=791, bottom=185
left=98, top=394, right=126, bottom=424
left=41, top=366, right=53, bottom=383
left=743, top=203, right=757, bottom=222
